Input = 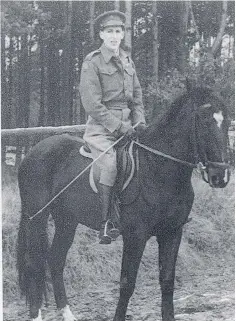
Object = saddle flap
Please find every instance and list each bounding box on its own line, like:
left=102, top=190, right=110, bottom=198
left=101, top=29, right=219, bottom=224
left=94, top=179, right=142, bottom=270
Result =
left=81, top=140, right=140, bottom=205
left=115, top=140, right=137, bottom=192
left=88, top=141, right=137, bottom=193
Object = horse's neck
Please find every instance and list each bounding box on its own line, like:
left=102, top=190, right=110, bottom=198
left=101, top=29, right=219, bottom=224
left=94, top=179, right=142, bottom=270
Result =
left=142, top=113, right=192, bottom=162
left=139, top=117, right=193, bottom=193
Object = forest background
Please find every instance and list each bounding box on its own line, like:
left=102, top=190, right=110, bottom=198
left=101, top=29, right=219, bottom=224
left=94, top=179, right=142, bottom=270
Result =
left=1, top=0, right=235, bottom=131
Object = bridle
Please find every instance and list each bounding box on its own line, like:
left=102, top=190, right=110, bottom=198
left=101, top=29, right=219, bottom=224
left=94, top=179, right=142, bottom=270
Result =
left=134, top=102, right=231, bottom=187
left=191, top=102, right=231, bottom=186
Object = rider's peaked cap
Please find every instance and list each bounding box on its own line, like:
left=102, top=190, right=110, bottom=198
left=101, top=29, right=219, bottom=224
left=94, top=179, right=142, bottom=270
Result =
left=94, top=10, right=126, bottom=30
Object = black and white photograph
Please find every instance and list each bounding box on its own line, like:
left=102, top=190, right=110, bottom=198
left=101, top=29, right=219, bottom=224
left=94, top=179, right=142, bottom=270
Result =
left=1, top=1, right=235, bottom=320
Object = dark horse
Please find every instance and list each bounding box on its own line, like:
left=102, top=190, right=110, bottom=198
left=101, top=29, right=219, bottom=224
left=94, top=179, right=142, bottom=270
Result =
left=17, top=86, right=230, bottom=321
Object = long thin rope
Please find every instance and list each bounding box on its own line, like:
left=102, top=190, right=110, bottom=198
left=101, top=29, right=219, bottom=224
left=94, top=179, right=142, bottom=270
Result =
left=28, top=122, right=141, bottom=221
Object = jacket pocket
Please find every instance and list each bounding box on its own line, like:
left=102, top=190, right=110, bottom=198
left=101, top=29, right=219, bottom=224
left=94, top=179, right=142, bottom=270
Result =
left=100, top=67, right=117, bottom=76
left=99, top=67, right=121, bottom=94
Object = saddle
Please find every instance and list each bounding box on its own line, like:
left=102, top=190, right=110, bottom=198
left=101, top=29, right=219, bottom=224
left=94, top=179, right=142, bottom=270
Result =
left=79, top=140, right=140, bottom=223
left=80, top=140, right=139, bottom=194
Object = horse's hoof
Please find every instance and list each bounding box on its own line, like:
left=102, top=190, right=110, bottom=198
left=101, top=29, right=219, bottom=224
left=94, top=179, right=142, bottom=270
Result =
left=99, top=235, right=112, bottom=244
left=61, top=305, right=77, bottom=321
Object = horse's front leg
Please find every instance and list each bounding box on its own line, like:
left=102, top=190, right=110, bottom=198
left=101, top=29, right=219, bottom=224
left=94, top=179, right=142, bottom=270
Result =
left=113, top=230, right=147, bottom=321
left=157, top=228, right=183, bottom=321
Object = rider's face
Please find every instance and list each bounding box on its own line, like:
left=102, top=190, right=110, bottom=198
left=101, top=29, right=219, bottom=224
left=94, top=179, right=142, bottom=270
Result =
left=100, top=26, right=124, bottom=52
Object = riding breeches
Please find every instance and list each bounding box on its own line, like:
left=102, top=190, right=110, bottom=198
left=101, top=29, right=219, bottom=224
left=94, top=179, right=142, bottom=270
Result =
left=83, top=110, right=132, bottom=186
left=83, top=126, right=117, bottom=186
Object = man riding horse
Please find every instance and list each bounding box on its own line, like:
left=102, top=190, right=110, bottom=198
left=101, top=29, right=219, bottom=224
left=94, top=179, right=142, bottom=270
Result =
left=79, top=10, right=147, bottom=244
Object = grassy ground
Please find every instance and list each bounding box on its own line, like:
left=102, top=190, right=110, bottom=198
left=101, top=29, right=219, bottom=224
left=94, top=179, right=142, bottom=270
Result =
left=2, top=164, right=235, bottom=305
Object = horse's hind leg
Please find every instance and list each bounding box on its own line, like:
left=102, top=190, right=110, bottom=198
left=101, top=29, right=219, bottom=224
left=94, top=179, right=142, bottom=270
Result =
left=17, top=202, right=49, bottom=321
left=113, top=231, right=147, bottom=321
left=26, top=219, right=48, bottom=321
left=48, top=212, right=77, bottom=321
left=157, top=228, right=183, bottom=321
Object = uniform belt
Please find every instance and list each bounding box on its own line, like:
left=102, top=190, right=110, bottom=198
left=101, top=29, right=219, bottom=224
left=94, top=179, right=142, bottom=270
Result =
left=104, top=101, right=129, bottom=109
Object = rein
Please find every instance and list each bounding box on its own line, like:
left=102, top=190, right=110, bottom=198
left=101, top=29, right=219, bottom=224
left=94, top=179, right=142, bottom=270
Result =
left=134, top=141, right=198, bottom=168
left=133, top=140, right=230, bottom=179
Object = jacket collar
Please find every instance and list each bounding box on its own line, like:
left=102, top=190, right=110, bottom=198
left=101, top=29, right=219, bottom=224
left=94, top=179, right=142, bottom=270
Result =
left=100, top=43, right=129, bottom=63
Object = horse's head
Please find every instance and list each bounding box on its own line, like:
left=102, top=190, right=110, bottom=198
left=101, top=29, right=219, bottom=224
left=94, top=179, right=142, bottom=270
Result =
left=190, top=87, right=231, bottom=188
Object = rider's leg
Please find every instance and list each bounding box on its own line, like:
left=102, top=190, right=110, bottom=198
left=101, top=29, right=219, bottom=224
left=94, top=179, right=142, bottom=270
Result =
left=98, top=150, right=120, bottom=244
left=83, top=133, right=120, bottom=244
left=97, top=183, right=113, bottom=244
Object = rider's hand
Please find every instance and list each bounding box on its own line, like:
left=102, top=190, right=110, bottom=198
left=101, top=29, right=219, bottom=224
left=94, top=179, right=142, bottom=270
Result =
left=118, top=122, right=136, bottom=140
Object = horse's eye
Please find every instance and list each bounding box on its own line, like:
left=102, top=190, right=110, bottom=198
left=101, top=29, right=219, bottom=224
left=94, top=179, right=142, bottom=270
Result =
left=198, top=110, right=212, bottom=122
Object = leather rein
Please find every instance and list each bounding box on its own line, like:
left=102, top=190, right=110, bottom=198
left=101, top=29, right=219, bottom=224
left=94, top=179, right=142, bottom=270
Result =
left=134, top=141, right=198, bottom=168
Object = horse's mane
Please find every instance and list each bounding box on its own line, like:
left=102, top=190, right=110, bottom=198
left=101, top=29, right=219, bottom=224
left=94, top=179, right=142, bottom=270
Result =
left=151, top=93, right=189, bottom=129
left=146, top=86, right=227, bottom=135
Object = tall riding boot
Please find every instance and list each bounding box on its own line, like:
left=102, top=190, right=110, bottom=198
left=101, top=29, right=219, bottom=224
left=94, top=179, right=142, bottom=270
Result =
left=98, top=184, right=120, bottom=244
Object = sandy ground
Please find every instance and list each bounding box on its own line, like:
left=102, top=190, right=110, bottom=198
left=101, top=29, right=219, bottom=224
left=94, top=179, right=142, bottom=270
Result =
left=3, top=238, right=234, bottom=321
left=3, top=282, right=235, bottom=321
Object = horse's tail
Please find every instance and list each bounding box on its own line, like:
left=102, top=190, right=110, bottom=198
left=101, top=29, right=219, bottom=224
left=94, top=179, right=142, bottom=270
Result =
left=17, top=200, right=49, bottom=302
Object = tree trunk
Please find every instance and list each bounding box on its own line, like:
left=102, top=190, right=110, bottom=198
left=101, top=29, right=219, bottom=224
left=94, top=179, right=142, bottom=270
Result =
left=18, top=34, right=30, bottom=128
left=89, top=0, right=95, bottom=43
left=1, top=28, right=8, bottom=129
left=69, top=1, right=77, bottom=124
left=60, top=0, right=73, bottom=125
left=152, top=1, right=159, bottom=87
left=178, top=1, right=190, bottom=74
left=26, top=33, right=31, bottom=127
left=8, top=34, right=14, bottom=128
left=189, top=1, right=205, bottom=78
left=47, top=34, right=60, bottom=126
left=124, top=1, right=132, bottom=52
left=76, top=1, right=86, bottom=124
left=16, top=36, right=21, bottom=127
left=211, top=0, right=228, bottom=57
left=38, top=26, right=45, bottom=126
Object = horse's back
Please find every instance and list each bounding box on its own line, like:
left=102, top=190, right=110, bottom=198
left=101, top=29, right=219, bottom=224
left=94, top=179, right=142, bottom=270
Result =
left=21, top=133, right=82, bottom=164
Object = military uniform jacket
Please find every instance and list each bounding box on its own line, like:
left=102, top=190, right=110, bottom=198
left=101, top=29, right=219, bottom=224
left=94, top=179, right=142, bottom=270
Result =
left=79, top=44, right=146, bottom=134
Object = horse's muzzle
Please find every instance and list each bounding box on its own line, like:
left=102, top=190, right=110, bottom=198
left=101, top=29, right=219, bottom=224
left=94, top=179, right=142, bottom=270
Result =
left=201, top=161, right=231, bottom=188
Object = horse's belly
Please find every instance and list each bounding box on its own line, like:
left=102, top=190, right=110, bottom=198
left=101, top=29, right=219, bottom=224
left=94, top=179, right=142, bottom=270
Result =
left=51, top=154, right=102, bottom=231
